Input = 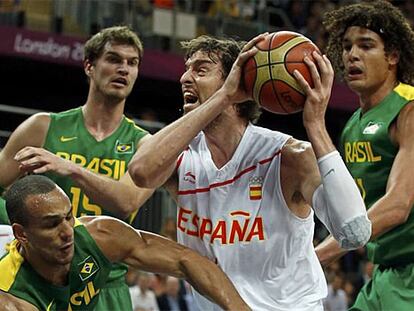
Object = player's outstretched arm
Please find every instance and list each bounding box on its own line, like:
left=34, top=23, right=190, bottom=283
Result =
left=0, top=290, right=39, bottom=311
left=0, top=113, right=50, bottom=191
left=14, top=145, right=154, bottom=219
left=83, top=216, right=250, bottom=311
left=128, top=33, right=267, bottom=189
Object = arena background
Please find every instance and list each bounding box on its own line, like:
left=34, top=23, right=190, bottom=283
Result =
left=1, top=0, right=412, bottom=308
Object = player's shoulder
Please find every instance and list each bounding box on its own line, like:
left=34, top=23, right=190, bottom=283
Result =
left=16, top=112, right=51, bottom=137
left=400, top=100, right=414, bottom=118
left=282, top=137, right=312, bottom=155
left=50, top=107, right=81, bottom=120
left=248, top=124, right=291, bottom=144
left=79, top=216, right=124, bottom=236
left=281, top=138, right=315, bottom=166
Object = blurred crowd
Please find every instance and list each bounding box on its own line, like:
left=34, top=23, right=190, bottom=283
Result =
left=150, top=0, right=414, bottom=53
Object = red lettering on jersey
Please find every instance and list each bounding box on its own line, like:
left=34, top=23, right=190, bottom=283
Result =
left=177, top=207, right=265, bottom=244
left=229, top=218, right=250, bottom=243
left=177, top=207, right=192, bottom=232
left=187, top=214, right=199, bottom=236
left=200, top=218, right=213, bottom=239
left=246, top=217, right=265, bottom=241
left=211, top=220, right=227, bottom=244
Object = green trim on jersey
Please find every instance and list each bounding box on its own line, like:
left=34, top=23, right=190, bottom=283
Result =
left=340, top=82, right=414, bottom=266
left=0, top=218, right=112, bottom=310
left=0, top=197, right=10, bottom=225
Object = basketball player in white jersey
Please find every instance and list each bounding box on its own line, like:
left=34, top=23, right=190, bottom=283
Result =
left=128, top=33, right=371, bottom=310
left=0, top=224, right=13, bottom=257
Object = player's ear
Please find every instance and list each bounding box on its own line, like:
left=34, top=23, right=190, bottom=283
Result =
left=84, top=59, right=93, bottom=76
left=12, top=223, right=28, bottom=244
left=387, top=50, right=399, bottom=66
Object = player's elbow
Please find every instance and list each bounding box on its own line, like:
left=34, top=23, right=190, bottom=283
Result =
left=338, top=215, right=372, bottom=250
left=128, top=160, right=154, bottom=188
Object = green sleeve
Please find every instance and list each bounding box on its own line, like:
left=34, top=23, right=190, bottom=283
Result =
left=0, top=197, right=10, bottom=225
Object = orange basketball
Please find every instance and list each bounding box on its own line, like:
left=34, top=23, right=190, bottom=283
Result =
left=243, top=31, right=320, bottom=114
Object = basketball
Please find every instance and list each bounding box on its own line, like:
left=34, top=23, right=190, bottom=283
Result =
left=243, top=31, right=320, bottom=114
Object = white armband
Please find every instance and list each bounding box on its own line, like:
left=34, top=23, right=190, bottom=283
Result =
left=312, top=151, right=371, bottom=249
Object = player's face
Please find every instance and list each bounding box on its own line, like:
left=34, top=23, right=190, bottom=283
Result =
left=23, top=187, right=75, bottom=266
left=342, top=26, right=398, bottom=95
left=180, top=50, right=226, bottom=114
left=88, top=42, right=140, bottom=101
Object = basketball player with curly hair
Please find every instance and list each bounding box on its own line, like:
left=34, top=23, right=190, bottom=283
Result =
left=128, top=33, right=371, bottom=310
left=316, top=1, right=414, bottom=309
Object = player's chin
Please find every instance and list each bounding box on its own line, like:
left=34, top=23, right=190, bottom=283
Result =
left=56, top=246, right=74, bottom=264
left=345, top=79, right=365, bottom=92
left=183, top=103, right=199, bottom=114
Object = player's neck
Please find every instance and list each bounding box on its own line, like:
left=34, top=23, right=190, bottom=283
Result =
left=82, top=100, right=124, bottom=142
left=204, top=114, right=248, bottom=169
left=22, top=248, right=70, bottom=286
left=358, top=79, right=398, bottom=114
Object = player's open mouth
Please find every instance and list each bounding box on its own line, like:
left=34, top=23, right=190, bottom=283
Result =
left=183, top=92, right=198, bottom=105
left=347, top=67, right=363, bottom=79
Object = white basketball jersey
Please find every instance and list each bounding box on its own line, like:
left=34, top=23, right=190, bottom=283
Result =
left=0, top=225, right=13, bottom=257
left=176, top=124, right=327, bottom=311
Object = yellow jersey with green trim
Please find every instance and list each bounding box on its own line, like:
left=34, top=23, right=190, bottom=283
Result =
left=0, top=219, right=112, bottom=310
left=340, top=82, right=414, bottom=266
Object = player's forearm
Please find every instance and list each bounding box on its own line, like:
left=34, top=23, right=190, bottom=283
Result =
left=129, top=89, right=231, bottom=188
left=70, top=165, right=150, bottom=219
left=180, top=250, right=250, bottom=311
left=315, top=235, right=348, bottom=267
left=304, top=121, right=336, bottom=158
left=366, top=194, right=412, bottom=240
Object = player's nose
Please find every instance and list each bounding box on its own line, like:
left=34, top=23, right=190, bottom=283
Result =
left=180, top=68, right=194, bottom=85
left=60, top=220, right=74, bottom=241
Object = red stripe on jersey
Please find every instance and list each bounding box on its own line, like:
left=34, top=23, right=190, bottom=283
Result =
left=230, top=211, right=251, bottom=217
left=250, top=195, right=262, bottom=200
left=176, top=149, right=188, bottom=172
left=178, top=150, right=281, bottom=195
left=249, top=186, right=262, bottom=191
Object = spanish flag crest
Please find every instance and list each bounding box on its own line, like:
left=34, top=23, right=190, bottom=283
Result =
left=249, top=176, right=263, bottom=200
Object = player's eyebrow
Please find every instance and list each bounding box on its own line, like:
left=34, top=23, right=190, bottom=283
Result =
left=185, top=58, right=214, bottom=70
left=105, top=51, right=139, bottom=62
left=41, top=207, right=73, bottom=222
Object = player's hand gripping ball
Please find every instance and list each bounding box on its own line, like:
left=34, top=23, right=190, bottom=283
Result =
left=243, top=31, right=320, bottom=114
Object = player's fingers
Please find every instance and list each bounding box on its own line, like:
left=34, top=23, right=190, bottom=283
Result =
left=33, top=165, right=50, bottom=174
left=19, top=155, right=46, bottom=167
left=313, top=52, right=333, bottom=87
left=242, top=32, right=268, bottom=53
left=293, top=69, right=312, bottom=95
left=322, top=54, right=335, bottom=86
left=14, top=148, right=38, bottom=161
left=19, top=163, right=43, bottom=173
left=303, top=56, right=321, bottom=90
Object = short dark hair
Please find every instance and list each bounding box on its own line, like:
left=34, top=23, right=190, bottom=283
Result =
left=323, top=0, right=414, bottom=85
left=4, top=175, right=57, bottom=226
left=84, top=25, right=144, bottom=65
left=180, top=35, right=262, bottom=123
